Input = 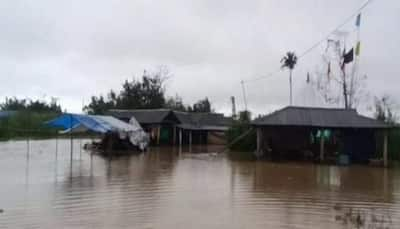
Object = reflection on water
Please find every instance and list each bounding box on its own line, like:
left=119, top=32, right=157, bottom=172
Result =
left=0, top=139, right=399, bottom=228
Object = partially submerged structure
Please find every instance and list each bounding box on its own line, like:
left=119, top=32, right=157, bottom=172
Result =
left=107, top=109, right=232, bottom=146
left=46, top=114, right=149, bottom=153
left=252, top=106, right=391, bottom=166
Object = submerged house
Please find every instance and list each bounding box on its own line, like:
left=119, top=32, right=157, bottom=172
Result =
left=252, top=106, right=391, bottom=166
left=108, top=109, right=232, bottom=146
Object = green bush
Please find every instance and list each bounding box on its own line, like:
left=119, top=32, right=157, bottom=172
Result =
left=0, top=111, right=59, bottom=140
left=226, top=122, right=256, bottom=152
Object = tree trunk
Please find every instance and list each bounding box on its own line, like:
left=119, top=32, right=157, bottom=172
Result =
left=289, top=70, right=293, bottom=106
left=342, top=67, right=349, bottom=109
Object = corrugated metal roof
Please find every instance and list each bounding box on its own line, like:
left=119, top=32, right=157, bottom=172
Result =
left=108, top=109, right=232, bottom=130
left=252, top=106, right=389, bottom=129
left=108, top=109, right=172, bottom=124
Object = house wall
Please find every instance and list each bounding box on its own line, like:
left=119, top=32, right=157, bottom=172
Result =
left=258, top=126, right=378, bottom=163
left=207, top=131, right=227, bottom=145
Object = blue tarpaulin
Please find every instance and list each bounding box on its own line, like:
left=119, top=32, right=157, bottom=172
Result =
left=46, top=113, right=149, bottom=150
left=46, top=113, right=141, bottom=134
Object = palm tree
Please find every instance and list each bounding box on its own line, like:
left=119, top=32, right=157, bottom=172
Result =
left=281, top=52, right=298, bottom=105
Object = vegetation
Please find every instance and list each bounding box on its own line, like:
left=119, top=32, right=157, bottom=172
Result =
left=281, top=51, right=298, bottom=105
left=1, top=97, right=62, bottom=113
left=0, top=111, right=59, bottom=140
left=0, top=97, right=63, bottom=140
left=84, top=68, right=213, bottom=114
left=311, top=37, right=368, bottom=109
left=371, top=95, right=400, bottom=162
left=374, top=95, right=397, bottom=124
left=226, top=111, right=256, bottom=159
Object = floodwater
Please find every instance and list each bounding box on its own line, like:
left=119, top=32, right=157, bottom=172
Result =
left=0, top=139, right=399, bottom=229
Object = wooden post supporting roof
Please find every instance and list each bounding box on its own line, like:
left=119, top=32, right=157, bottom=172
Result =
left=70, top=114, right=73, bottom=163
left=189, top=130, right=192, bottom=146
left=383, top=130, right=388, bottom=167
left=157, top=126, right=161, bottom=145
left=173, top=125, right=176, bottom=145
left=179, top=128, right=182, bottom=147
left=320, top=131, right=325, bottom=162
left=256, top=128, right=262, bottom=154
left=189, top=130, right=192, bottom=152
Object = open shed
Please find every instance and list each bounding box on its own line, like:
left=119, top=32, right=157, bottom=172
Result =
left=252, top=106, right=391, bottom=166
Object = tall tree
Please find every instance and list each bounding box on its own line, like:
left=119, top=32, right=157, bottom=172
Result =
left=165, top=94, right=187, bottom=112
left=311, top=35, right=366, bottom=109
left=0, top=97, right=62, bottom=113
left=281, top=52, right=298, bottom=105
left=84, top=67, right=169, bottom=114
left=190, top=97, right=212, bottom=113
left=374, top=95, right=397, bottom=124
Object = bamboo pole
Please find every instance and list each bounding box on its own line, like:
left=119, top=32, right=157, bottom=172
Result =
left=55, top=134, right=58, bottom=161
left=256, top=128, right=262, bottom=154
left=179, top=128, right=182, bottom=147
left=157, top=126, right=161, bottom=145
left=383, top=130, right=388, bottom=167
left=189, top=130, right=192, bottom=152
left=70, top=114, right=73, bottom=164
left=320, top=132, right=325, bottom=162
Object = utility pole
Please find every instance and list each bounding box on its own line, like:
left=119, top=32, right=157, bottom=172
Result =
left=231, top=96, right=237, bottom=119
left=240, top=80, right=248, bottom=111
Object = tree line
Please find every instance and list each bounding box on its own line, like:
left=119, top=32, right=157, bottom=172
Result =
left=0, top=97, right=62, bottom=113
left=84, top=68, right=212, bottom=114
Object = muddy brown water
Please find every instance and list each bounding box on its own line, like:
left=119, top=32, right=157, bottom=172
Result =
left=0, top=139, right=399, bottom=228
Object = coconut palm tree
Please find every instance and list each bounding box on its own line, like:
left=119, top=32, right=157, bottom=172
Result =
left=281, top=52, right=298, bottom=105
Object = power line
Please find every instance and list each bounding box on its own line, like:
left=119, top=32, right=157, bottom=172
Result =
left=242, top=0, right=373, bottom=84
left=298, top=0, right=372, bottom=59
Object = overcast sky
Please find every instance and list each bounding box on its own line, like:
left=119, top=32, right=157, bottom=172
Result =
left=1, top=0, right=399, bottom=116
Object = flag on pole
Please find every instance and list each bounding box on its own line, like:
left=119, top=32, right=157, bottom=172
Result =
left=343, top=48, right=354, bottom=64
left=356, top=13, right=361, bottom=27
left=341, top=48, right=354, bottom=70
left=355, top=41, right=361, bottom=56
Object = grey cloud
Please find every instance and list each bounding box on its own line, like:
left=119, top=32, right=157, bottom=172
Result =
left=1, top=0, right=399, bottom=115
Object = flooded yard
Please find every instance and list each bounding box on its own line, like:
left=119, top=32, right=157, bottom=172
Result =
left=0, top=139, right=399, bottom=228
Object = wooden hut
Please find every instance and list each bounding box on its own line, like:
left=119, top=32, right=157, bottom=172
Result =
left=252, top=106, right=391, bottom=166
left=108, top=109, right=179, bottom=145
left=108, top=109, right=232, bottom=146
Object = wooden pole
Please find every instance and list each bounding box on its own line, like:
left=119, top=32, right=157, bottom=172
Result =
left=383, top=130, right=388, bottom=167
left=241, top=80, right=248, bottom=111
left=256, top=128, right=261, bottom=154
left=289, top=69, right=293, bottom=106
left=320, top=131, right=325, bottom=162
left=26, top=137, right=30, bottom=159
left=55, top=134, right=58, bottom=161
left=173, top=125, right=176, bottom=145
left=157, top=126, right=161, bottom=145
left=189, top=130, right=192, bottom=151
left=179, top=128, right=182, bottom=147
left=79, top=138, right=82, bottom=159
left=70, top=114, right=73, bottom=163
